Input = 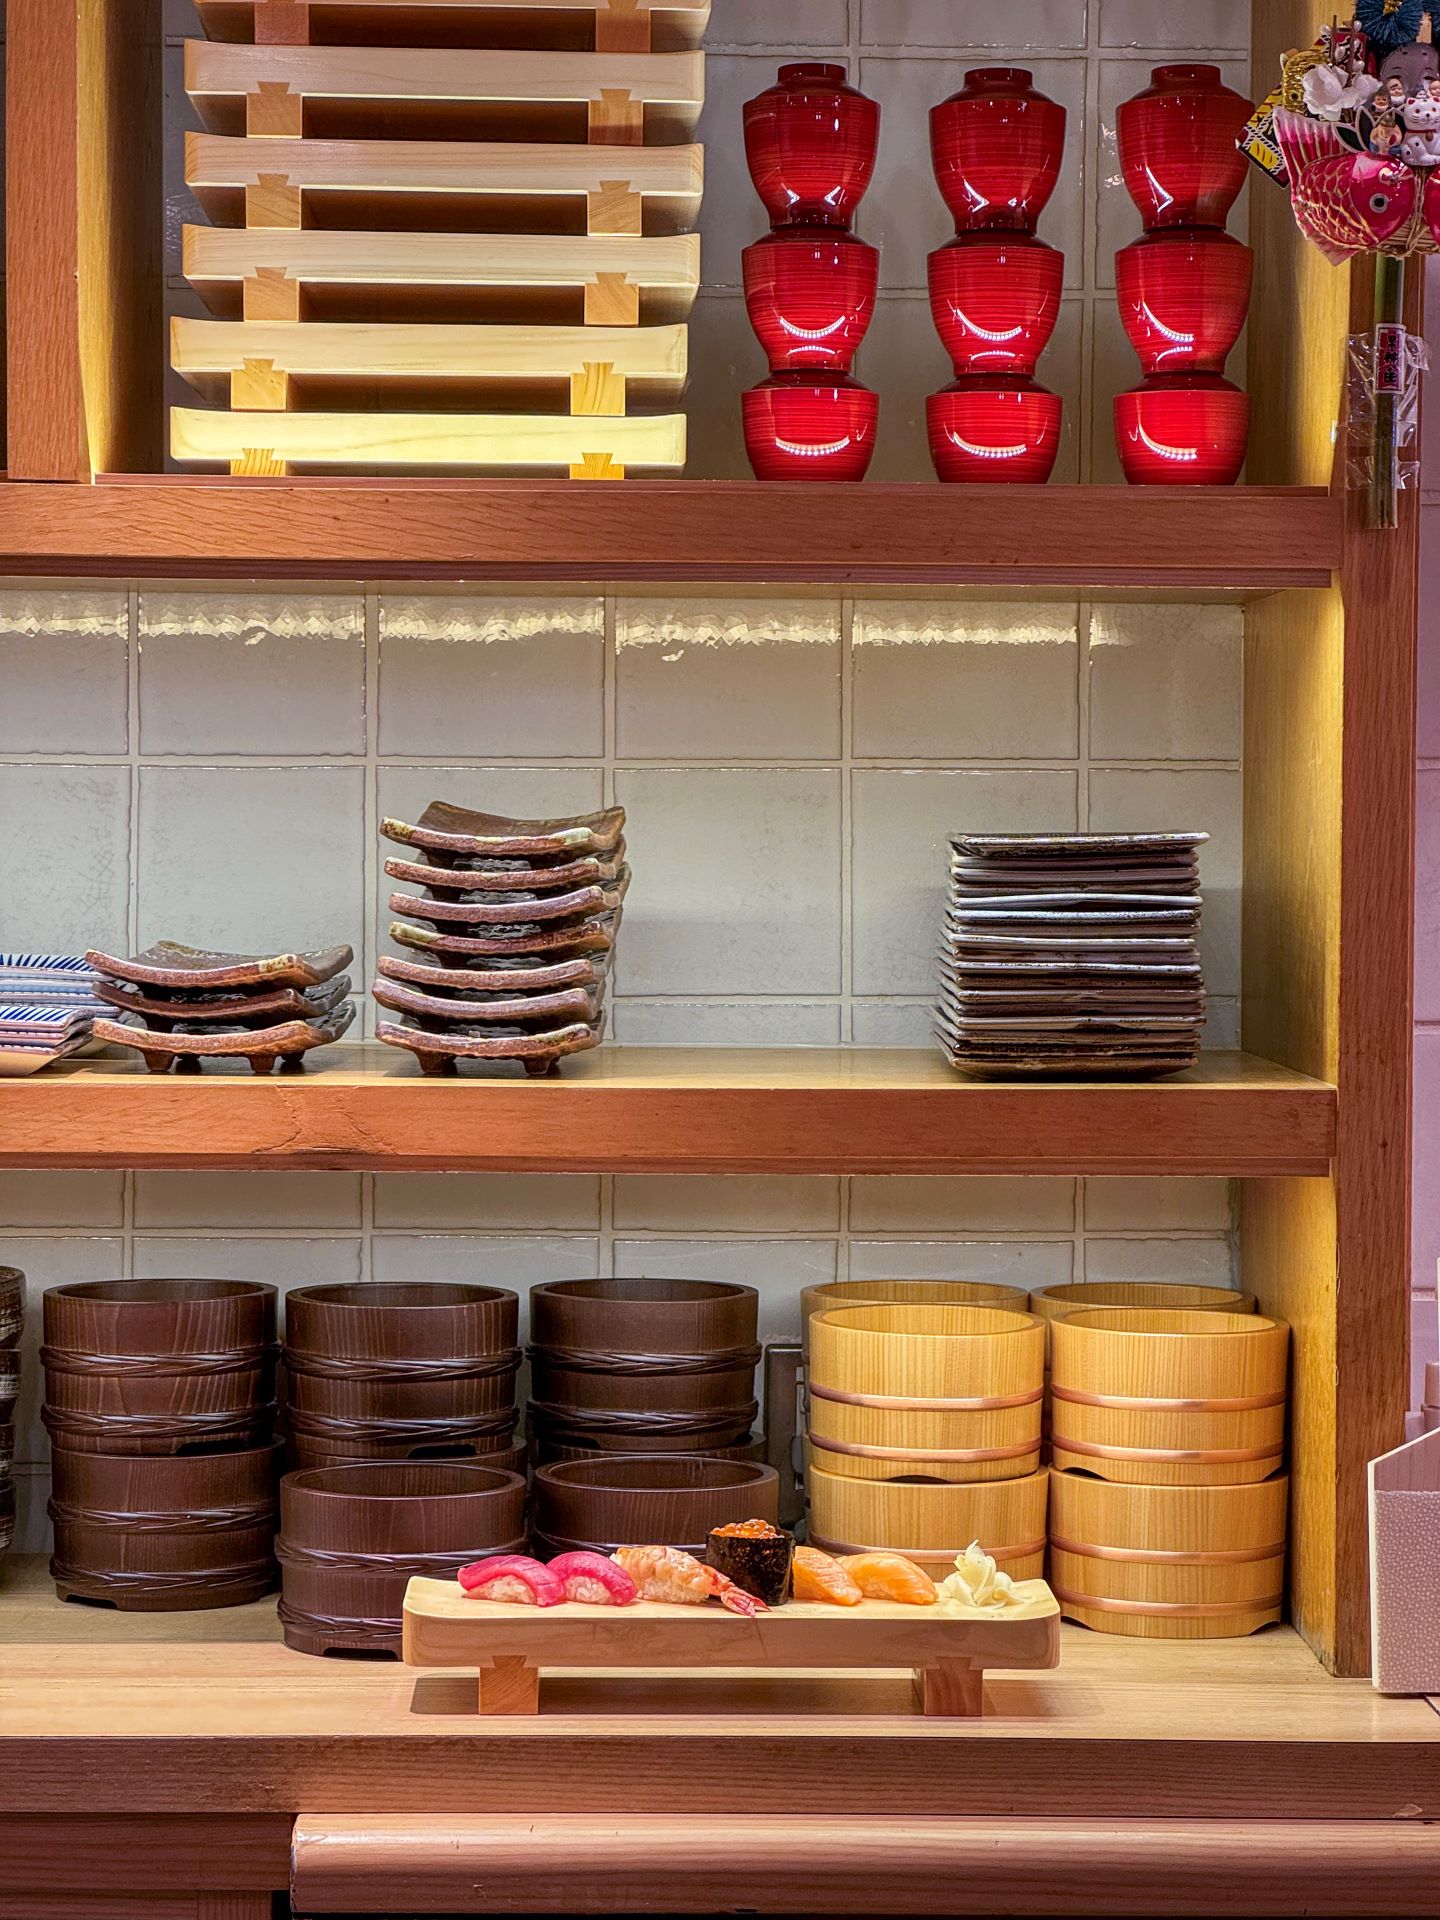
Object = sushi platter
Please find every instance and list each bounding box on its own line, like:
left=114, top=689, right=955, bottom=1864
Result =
left=401, top=1572, right=1060, bottom=1718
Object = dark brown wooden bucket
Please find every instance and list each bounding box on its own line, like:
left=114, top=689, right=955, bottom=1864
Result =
left=290, top=1427, right=528, bottom=1477
left=49, top=1439, right=281, bottom=1610
left=283, top=1283, right=520, bottom=1464
left=531, top=1454, right=779, bottom=1558
left=533, top=1434, right=762, bottom=1467
left=528, top=1280, right=760, bottom=1451
left=277, top=1461, right=527, bottom=1657
left=41, top=1278, right=277, bottom=1456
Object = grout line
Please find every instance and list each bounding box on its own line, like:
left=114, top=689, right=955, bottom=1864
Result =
left=840, top=598, right=855, bottom=1044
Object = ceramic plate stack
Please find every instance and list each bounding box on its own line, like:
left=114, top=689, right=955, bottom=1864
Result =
left=375, top=801, right=627, bottom=1076
left=87, top=942, right=355, bottom=1074
left=0, top=955, right=106, bottom=1076
left=937, top=832, right=1208, bottom=1079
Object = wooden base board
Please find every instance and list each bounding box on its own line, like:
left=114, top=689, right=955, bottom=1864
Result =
left=184, top=131, right=704, bottom=234
left=170, top=316, right=687, bottom=408
left=182, top=225, right=701, bottom=325
left=195, top=0, right=714, bottom=53
left=185, top=41, right=705, bottom=142
left=401, top=1574, right=1062, bottom=1719
left=170, top=404, right=686, bottom=474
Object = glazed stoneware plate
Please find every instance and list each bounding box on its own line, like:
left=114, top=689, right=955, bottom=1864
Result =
left=87, top=942, right=354, bottom=992
left=377, top=952, right=606, bottom=994
left=93, top=976, right=351, bottom=1027
left=390, top=915, right=620, bottom=962
left=950, top=831, right=1209, bottom=857
left=0, top=1036, right=94, bottom=1078
left=384, top=850, right=625, bottom=895
left=382, top=803, right=625, bottom=863
left=387, top=873, right=629, bottom=930
left=377, top=1017, right=602, bottom=1078
left=93, top=1002, right=355, bottom=1075
left=373, top=978, right=601, bottom=1028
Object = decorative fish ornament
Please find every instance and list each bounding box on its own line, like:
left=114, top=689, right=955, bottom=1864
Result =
left=1274, top=105, right=1424, bottom=262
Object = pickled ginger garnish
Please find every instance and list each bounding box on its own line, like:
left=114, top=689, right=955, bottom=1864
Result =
left=937, top=1540, right=1021, bottom=1612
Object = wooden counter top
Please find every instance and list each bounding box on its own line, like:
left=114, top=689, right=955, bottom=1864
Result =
left=2, top=1558, right=1437, bottom=1824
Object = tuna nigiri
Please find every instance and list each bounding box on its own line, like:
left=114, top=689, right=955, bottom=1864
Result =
left=792, top=1544, right=863, bottom=1607
left=840, top=1551, right=938, bottom=1605
left=547, top=1550, right=638, bottom=1606
left=612, top=1544, right=766, bottom=1616
left=459, top=1554, right=566, bottom=1607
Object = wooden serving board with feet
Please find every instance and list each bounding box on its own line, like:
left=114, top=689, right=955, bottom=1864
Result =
left=194, top=0, right=714, bottom=54
left=401, top=1575, right=1061, bottom=1718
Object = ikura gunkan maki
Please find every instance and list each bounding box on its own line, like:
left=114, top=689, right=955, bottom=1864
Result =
left=705, top=1518, right=795, bottom=1605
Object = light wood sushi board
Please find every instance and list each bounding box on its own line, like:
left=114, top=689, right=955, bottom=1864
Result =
left=194, top=0, right=713, bottom=54
left=402, top=1575, right=1060, bottom=1718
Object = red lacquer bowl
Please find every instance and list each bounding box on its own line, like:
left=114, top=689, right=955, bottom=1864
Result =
left=742, top=375, right=879, bottom=481
left=927, top=376, right=1062, bottom=484
left=930, top=67, right=1067, bottom=234
left=928, top=233, right=1063, bottom=376
left=1114, top=374, right=1248, bottom=486
left=1115, top=228, right=1253, bottom=375
left=1116, top=63, right=1252, bottom=231
left=742, top=229, right=879, bottom=374
left=744, top=62, right=881, bottom=229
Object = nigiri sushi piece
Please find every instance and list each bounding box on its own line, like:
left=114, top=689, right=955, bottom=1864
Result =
left=792, top=1544, right=863, bottom=1607
left=547, top=1550, right=638, bottom=1606
left=459, top=1554, right=566, bottom=1607
left=840, top=1551, right=938, bottom=1605
left=612, top=1544, right=766, bottom=1617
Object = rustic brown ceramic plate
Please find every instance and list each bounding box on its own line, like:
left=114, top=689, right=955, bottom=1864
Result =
left=377, top=1017, right=602, bottom=1078
left=93, top=1002, right=355, bottom=1074
left=950, top=832, right=1208, bottom=857
left=377, top=952, right=607, bottom=993
left=87, top=942, right=354, bottom=991
left=382, top=802, right=625, bottom=862
left=389, top=914, right=620, bottom=961
left=384, top=850, right=625, bottom=895
left=93, top=976, right=351, bottom=1027
left=372, top=978, right=601, bottom=1027
left=387, top=873, right=629, bottom=930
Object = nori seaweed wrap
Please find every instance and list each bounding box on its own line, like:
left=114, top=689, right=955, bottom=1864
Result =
left=706, top=1518, right=794, bottom=1605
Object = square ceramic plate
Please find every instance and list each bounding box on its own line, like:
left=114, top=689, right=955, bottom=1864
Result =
left=949, top=832, right=1209, bottom=857
left=382, top=802, right=625, bottom=863
left=384, top=850, right=626, bottom=895
left=387, top=871, right=629, bottom=929
left=87, top=941, right=354, bottom=991
left=372, top=977, right=602, bottom=1027
left=92, top=1001, right=355, bottom=1073
left=377, top=1016, right=602, bottom=1078
left=377, top=952, right=607, bottom=993
left=93, top=976, right=351, bottom=1027
left=390, top=914, right=620, bottom=962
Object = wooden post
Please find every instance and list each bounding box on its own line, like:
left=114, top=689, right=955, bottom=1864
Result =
left=590, top=89, right=645, bottom=145
left=243, top=268, right=303, bottom=321
left=584, top=273, right=640, bottom=326
left=248, top=82, right=304, bottom=138
left=244, top=174, right=302, bottom=229
left=570, top=363, right=626, bottom=415
left=254, top=0, right=312, bottom=43
left=477, top=1656, right=540, bottom=1715
left=231, top=359, right=293, bottom=411
left=596, top=0, right=653, bottom=52
left=913, top=1663, right=985, bottom=1717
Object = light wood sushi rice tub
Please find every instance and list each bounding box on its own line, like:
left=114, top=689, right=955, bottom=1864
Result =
left=807, top=1459, right=1049, bottom=1580
left=800, top=1279, right=1030, bottom=1363
left=1027, top=1281, right=1257, bottom=1366
left=1049, top=1309, right=1289, bottom=1487
left=1048, top=1472, right=1288, bottom=1639
left=807, top=1304, right=1044, bottom=1485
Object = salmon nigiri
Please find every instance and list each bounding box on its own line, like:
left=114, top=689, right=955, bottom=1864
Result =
left=792, top=1544, right=863, bottom=1607
left=840, top=1551, right=937, bottom=1605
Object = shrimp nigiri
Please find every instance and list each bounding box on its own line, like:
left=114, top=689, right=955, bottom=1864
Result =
left=612, top=1544, right=766, bottom=1616
left=547, top=1550, right=638, bottom=1606
left=459, top=1554, right=566, bottom=1607
left=792, top=1544, right=863, bottom=1607
left=839, top=1551, right=937, bottom=1605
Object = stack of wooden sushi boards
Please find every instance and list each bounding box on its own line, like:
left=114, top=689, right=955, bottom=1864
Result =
left=172, top=0, right=707, bottom=477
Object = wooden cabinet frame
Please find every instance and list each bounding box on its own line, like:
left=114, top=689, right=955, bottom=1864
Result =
left=0, top=0, right=1421, bottom=1678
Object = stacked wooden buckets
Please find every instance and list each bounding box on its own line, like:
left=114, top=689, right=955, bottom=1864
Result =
left=0, top=1269, right=21, bottom=1562
left=802, top=1277, right=1291, bottom=1639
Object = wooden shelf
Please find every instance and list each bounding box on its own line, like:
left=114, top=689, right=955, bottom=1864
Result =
left=0, top=1046, right=1335, bottom=1175
left=192, top=0, right=715, bottom=51
left=0, top=479, right=1340, bottom=584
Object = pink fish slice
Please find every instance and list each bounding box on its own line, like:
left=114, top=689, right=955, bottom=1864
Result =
left=546, top=1551, right=639, bottom=1606
left=458, top=1554, right=566, bottom=1607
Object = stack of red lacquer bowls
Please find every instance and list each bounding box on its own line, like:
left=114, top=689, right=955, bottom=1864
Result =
left=926, top=67, right=1067, bottom=484
left=741, top=62, right=880, bottom=481
left=1114, top=64, right=1253, bottom=486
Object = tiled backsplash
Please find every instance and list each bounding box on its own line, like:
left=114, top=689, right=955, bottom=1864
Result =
left=161, top=0, right=1252, bottom=481
left=1, top=579, right=1243, bottom=1546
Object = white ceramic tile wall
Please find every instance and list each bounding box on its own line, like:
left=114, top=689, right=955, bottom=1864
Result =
left=2, top=576, right=1243, bottom=1543
left=160, top=0, right=1252, bottom=480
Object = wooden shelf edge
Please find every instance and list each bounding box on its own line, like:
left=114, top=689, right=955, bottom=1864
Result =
left=0, top=477, right=1341, bottom=586
left=0, top=1047, right=1337, bottom=1176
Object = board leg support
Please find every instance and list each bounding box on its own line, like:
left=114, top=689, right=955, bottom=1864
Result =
left=571, top=362, right=626, bottom=416
left=230, top=447, right=291, bottom=478
left=596, top=0, right=652, bottom=52
left=590, top=89, right=644, bottom=145
left=570, top=452, right=626, bottom=481
left=246, top=174, right=302, bottom=229
left=232, top=359, right=293, bottom=411
left=243, top=268, right=302, bottom=322
left=587, top=181, right=644, bottom=236
left=254, top=0, right=311, bottom=43
left=914, top=1661, right=986, bottom=1717
left=248, top=81, right=304, bottom=138
left=584, top=273, right=640, bottom=327
left=478, top=1656, right=540, bottom=1716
